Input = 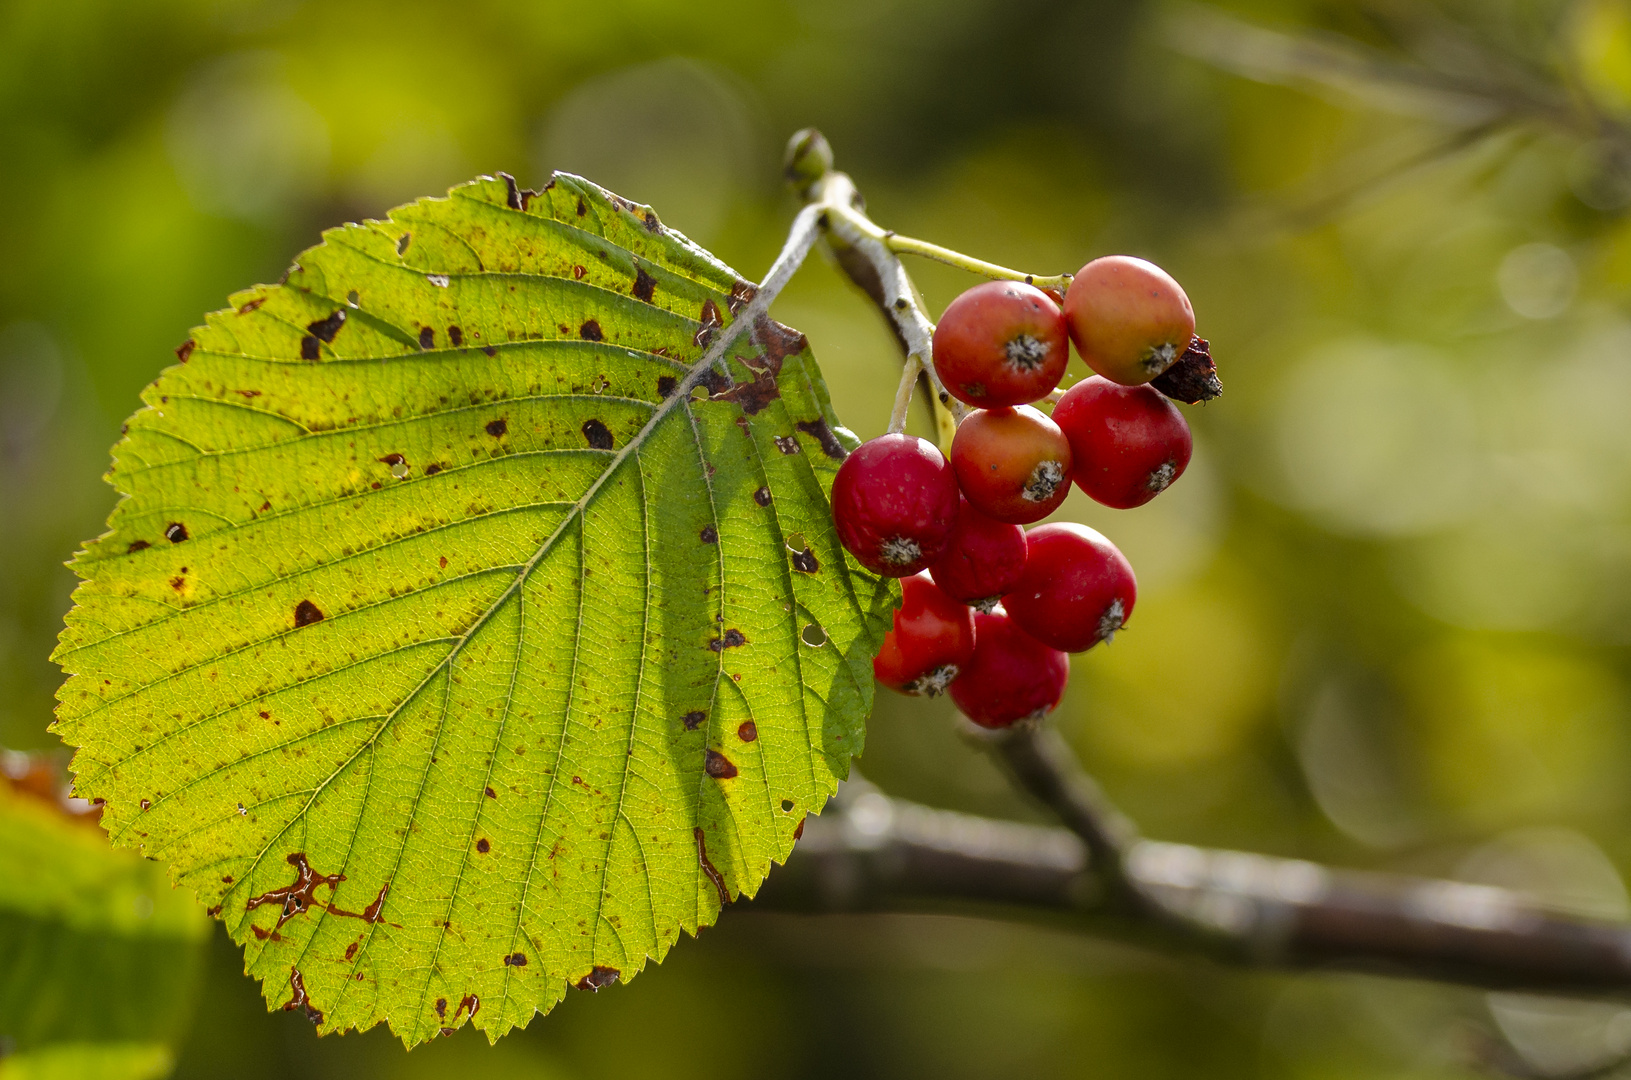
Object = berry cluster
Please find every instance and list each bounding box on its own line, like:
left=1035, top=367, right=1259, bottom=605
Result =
left=833, top=255, right=1217, bottom=728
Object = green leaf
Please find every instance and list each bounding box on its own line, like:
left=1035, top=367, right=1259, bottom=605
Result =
left=0, top=780, right=206, bottom=1053
left=52, top=173, right=894, bottom=1045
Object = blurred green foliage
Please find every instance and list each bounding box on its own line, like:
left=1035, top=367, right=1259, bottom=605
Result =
left=6, top=0, right=1631, bottom=1075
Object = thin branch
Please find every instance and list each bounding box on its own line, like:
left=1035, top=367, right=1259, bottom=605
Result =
left=758, top=777, right=1631, bottom=995
left=795, top=164, right=965, bottom=450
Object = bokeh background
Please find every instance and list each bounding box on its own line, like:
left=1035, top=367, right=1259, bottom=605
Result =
left=6, top=0, right=1631, bottom=1076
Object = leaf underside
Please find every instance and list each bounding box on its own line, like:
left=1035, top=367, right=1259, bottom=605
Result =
left=53, top=173, right=895, bottom=1045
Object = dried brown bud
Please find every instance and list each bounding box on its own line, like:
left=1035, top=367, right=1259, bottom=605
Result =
left=1151, top=336, right=1222, bottom=404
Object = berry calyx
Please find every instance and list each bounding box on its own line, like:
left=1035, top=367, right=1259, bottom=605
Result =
left=873, top=573, right=977, bottom=697
left=1064, top=255, right=1195, bottom=386
left=932, top=281, right=1069, bottom=407
left=949, top=405, right=1073, bottom=524
left=1003, top=523, right=1136, bottom=653
left=832, top=434, right=960, bottom=576
left=948, top=609, right=1069, bottom=728
left=928, top=496, right=1027, bottom=611
left=1052, top=375, right=1193, bottom=509
left=1150, top=335, right=1222, bottom=404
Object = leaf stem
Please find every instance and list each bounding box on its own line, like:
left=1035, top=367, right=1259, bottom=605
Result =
left=825, top=202, right=1073, bottom=293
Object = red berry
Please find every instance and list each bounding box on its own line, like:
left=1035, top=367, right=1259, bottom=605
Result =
left=1064, top=256, right=1195, bottom=386
left=928, top=496, right=1027, bottom=611
left=1003, top=523, right=1135, bottom=653
left=949, top=610, right=1069, bottom=727
left=932, top=281, right=1069, bottom=407
left=832, top=434, right=960, bottom=576
left=950, top=405, right=1072, bottom=524
left=1052, top=375, right=1193, bottom=509
left=873, top=573, right=977, bottom=696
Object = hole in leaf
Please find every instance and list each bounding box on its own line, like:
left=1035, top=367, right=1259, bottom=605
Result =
left=801, top=623, right=826, bottom=647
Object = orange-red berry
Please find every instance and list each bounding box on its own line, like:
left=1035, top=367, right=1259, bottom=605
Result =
left=948, top=610, right=1069, bottom=727
left=1064, top=256, right=1194, bottom=386
left=832, top=434, right=960, bottom=576
left=1003, top=523, right=1135, bottom=653
left=928, top=496, right=1027, bottom=611
left=873, top=573, right=977, bottom=697
left=949, top=406, right=1072, bottom=524
left=932, top=281, right=1069, bottom=407
left=1052, top=375, right=1192, bottom=509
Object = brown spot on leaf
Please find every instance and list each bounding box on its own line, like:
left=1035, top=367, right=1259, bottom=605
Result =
left=485, top=786, right=496, bottom=798
left=306, top=309, right=346, bottom=342
left=774, top=435, right=800, bottom=454
left=504, top=952, right=527, bottom=967
left=300, top=336, right=321, bottom=360
left=694, top=299, right=722, bottom=348
left=795, top=418, right=847, bottom=460
left=579, top=320, right=603, bottom=342
left=575, top=966, right=620, bottom=991
left=581, top=419, right=614, bottom=449
left=435, top=998, right=447, bottom=1018
left=658, top=375, right=678, bottom=398
left=712, top=364, right=780, bottom=415
left=694, top=827, right=729, bottom=906
left=682, top=710, right=706, bottom=730
left=727, top=280, right=758, bottom=315
left=246, top=853, right=343, bottom=930
left=175, top=339, right=195, bottom=363
left=573, top=264, right=586, bottom=279
left=127, top=540, right=150, bottom=553
left=738, top=721, right=757, bottom=742
left=643, top=211, right=660, bottom=232
left=482, top=345, right=497, bottom=357
left=294, top=600, right=324, bottom=627
left=486, top=418, right=508, bottom=437
left=632, top=267, right=657, bottom=302
left=284, top=967, right=323, bottom=1025
left=576, top=197, right=586, bottom=216
left=165, top=522, right=189, bottom=543
left=499, top=172, right=536, bottom=211
left=345, top=942, right=358, bottom=961
left=448, top=326, right=463, bottom=347
left=236, top=297, right=264, bottom=315
left=791, top=548, right=819, bottom=574
left=708, top=628, right=746, bottom=651
left=753, top=487, right=771, bottom=507
left=419, top=326, right=435, bottom=350
left=324, top=881, right=393, bottom=925
left=699, top=525, right=717, bottom=544
left=476, top=838, right=490, bottom=853
left=425, top=463, right=443, bottom=475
